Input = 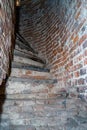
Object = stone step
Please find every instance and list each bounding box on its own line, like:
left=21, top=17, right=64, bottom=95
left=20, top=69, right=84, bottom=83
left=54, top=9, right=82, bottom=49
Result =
left=0, top=116, right=65, bottom=126
left=14, top=49, right=46, bottom=64
left=6, top=77, right=57, bottom=98
left=16, top=33, right=37, bottom=54
left=5, top=91, right=49, bottom=99
left=10, top=66, right=51, bottom=80
left=0, top=98, right=86, bottom=130
left=1, top=95, right=84, bottom=115
left=0, top=96, right=79, bottom=112
left=0, top=93, right=67, bottom=101
left=0, top=110, right=77, bottom=127
left=0, top=123, right=87, bottom=130
left=8, top=77, right=57, bottom=84
left=12, top=61, right=49, bottom=72
left=13, top=55, right=44, bottom=68
left=5, top=90, right=66, bottom=100
left=0, top=123, right=36, bottom=130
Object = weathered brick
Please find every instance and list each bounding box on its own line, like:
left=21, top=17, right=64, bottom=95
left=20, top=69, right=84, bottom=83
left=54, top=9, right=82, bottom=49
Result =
left=73, top=35, right=79, bottom=44
left=84, top=58, right=87, bottom=65
left=74, top=71, right=80, bottom=77
left=84, top=49, right=87, bottom=56
left=75, top=10, right=81, bottom=20
left=83, top=40, right=87, bottom=49
left=78, top=78, right=85, bottom=85
left=85, top=77, right=87, bottom=83
left=80, top=68, right=86, bottom=75
left=0, top=0, right=14, bottom=84
left=79, top=35, right=87, bottom=46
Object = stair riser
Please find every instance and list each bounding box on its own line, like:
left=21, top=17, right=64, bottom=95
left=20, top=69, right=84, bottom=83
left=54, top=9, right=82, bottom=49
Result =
left=1, top=98, right=78, bottom=110
left=14, top=49, right=46, bottom=64
left=2, top=100, right=66, bottom=113
left=5, top=82, right=52, bottom=99
left=11, top=68, right=51, bottom=80
left=13, top=56, right=44, bottom=68
left=6, top=84, right=48, bottom=97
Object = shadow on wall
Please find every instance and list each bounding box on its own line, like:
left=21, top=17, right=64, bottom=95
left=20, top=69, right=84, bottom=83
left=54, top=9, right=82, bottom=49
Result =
left=16, top=6, right=20, bottom=33
left=0, top=77, right=8, bottom=123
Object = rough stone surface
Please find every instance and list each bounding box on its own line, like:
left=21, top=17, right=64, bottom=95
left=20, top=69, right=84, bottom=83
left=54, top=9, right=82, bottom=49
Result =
left=0, top=97, right=87, bottom=129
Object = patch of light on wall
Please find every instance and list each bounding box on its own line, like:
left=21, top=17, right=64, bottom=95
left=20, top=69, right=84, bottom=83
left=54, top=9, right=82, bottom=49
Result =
left=16, top=0, right=20, bottom=6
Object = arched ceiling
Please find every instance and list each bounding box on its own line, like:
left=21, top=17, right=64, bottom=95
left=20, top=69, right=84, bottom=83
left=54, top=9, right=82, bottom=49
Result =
left=18, top=0, right=60, bottom=51
left=19, top=0, right=55, bottom=50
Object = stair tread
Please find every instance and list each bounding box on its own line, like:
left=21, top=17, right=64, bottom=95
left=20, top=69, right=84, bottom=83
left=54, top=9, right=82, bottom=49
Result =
left=0, top=94, right=68, bottom=101
left=8, top=76, right=57, bottom=84
left=13, top=55, right=44, bottom=67
left=12, top=62, right=50, bottom=72
left=14, top=49, right=46, bottom=64
left=16, top=32, right=37, bottom=54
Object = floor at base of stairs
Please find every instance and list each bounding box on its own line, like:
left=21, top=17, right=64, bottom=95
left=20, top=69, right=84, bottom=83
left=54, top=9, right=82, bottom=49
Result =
left=0, top=98, right=87, bottom=130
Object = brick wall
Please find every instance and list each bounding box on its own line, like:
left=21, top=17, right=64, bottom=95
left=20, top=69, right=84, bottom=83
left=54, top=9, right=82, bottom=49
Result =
left=45, top=0, right=87, bottom=93
left=0, top=0, right=15, bottom=85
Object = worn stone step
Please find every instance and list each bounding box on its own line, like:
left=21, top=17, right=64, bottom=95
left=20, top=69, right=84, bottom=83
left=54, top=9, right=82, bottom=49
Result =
left=6, top=77, right=57, bottom=99
left=0, top=113, right=79, bottom=128
left=0, top=122, right=36, bottom=130
left=2, top=97, right=85, bottom=115
left=0, top=118, right=11, bottom=130
left=8, top=76, right=57, bottom=84
left=1, top=98, right=86, bottom=129
left=16, top=33, right=38, bottom=54
left=0, top=123, right=87, bottom=130
left=15, top=39, right=37, bottom=55
left=10, top=125, right=36, bottom=130
left=2, top=104, right=65, bottom=117
left=5, top=93, right=48, bottom=99
left=12, top=61, right=50, bottom=72
left=14, top=49, right=45, bottom=64
left=0, top=113, right=65, bottom=126
left=1, top=96, right=79, bottom=111
left=13, top=55, right=44, bottom=68
left=4, top=92, right=68, bottom=100
left=4, top=93, right=67, bottom=100
left=10, top=66, right=51, bottom=80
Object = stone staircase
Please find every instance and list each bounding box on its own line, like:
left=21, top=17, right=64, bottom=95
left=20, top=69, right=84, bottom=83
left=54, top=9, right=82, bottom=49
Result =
left=0, top=45, right=87, bottom=130
left=0, top=45, right=57, bottom=130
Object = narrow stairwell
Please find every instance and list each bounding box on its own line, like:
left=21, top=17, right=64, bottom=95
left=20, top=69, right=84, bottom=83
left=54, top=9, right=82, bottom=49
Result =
left=0, top=42, right=58, bottom=130
left=0, top=38, right=87, bottom=130
left=0, top=42, right=87, bottom=130
left=0, top=0, right=87, bottom=130
left=7, top=46, right=57, bottom=100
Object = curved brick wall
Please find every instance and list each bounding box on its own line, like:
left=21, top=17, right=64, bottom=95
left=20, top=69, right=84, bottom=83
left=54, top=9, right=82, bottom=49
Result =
left=0, top=0, right=15, bottom=85
left=19, top=0, right=87, bottom=92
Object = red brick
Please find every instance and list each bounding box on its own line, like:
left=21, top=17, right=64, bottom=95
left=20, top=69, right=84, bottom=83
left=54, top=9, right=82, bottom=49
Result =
left=74, top=71, right=80, bottom=78
left=73, top=35, right=79, bottom=44
left=34, top=105, right=44, bottom=111
left=79, top=35, right=87, bottom=45
left=78, top=78, right=85, bottom=85
left=26, top=70, right=32, bottom=75
left=75, top=10, right=81, bottom=20
left=84, top=58, right=87, bottom=65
